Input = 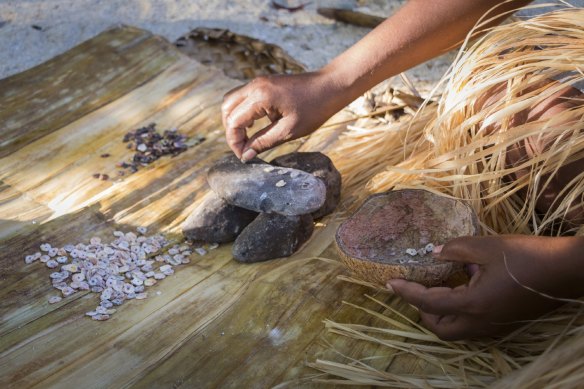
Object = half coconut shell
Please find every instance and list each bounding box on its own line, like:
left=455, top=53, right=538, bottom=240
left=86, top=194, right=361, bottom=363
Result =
left=336, top=189, right=480, bottom=287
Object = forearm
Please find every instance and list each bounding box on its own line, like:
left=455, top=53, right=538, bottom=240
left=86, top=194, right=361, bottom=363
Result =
left=318, top=0, right=532, bottom=110
left=534, top=236, right=584, bottom=298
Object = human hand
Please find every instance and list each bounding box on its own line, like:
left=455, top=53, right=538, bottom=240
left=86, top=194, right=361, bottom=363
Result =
left=388, top=235, right=584, bottom=340
left=221, top=72, right=346, bottom=162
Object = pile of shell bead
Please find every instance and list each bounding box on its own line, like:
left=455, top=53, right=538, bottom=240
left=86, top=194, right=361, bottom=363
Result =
left=24, top=227, right=216, bottom=321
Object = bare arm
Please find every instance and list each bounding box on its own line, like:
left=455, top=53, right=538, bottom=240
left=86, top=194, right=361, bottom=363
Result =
left=320, top=0, right=533, bottom=112
left=222, top=0, right=532, bottom=161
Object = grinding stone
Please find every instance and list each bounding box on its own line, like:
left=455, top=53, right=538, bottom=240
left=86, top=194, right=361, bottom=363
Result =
left=207, top=154, right=326, bottom=216
left=271, top=151, right=341, bottom=219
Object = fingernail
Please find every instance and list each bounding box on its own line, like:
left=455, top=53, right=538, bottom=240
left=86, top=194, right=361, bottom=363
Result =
left=241, top=148, right=257, bottom=163
left=387, top=279, right=404, bottom=292
left=433, top=245, right=443, bottom=255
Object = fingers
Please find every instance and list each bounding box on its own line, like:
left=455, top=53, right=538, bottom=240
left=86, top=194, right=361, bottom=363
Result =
left=418, top=311, right=474, bottom=341
left=388, top=279, right=468, bottom=316
left=435, top=236, right=489, bottom=264
left=224, top=100, right=272, bottom=159
left=222, top=85, right=246, bottom=129
left=243, top=116, right=295, bottom=157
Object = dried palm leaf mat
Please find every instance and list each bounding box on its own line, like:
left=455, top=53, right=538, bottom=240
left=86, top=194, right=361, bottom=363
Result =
left=301, top=6, right=584, bottom=388
left=174, top=27, right=305, bottom=81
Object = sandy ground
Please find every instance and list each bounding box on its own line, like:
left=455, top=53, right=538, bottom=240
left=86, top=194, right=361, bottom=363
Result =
left=0, top=1, right=404, bottom=78
left=0, top=1, right=581, bottom=91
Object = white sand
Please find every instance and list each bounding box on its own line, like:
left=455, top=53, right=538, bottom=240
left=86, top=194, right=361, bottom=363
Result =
left=1, top=0, right=580, bottom=93
left=0, top=1, right=401, bottom=78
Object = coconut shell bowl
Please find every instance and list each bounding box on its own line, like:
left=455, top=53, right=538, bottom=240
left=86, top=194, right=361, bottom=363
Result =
left=335, top=189, right=480, bottom=287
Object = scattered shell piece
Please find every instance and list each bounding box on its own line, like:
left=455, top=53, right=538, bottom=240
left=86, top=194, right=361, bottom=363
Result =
left=137, top=226, right=147, bottom=235
left=195, top=247, right=207, bottom=256
left=275, top=180, right=286, bottom=187
left=425, top=243, right=435, bottom=253
left=48, top=296, right=62, bottom=304
left=40, top=243, right=51, bottom=252
left=62, top=264, right=79, bottom=272
left=61, top=287, right=76, bottom=297
left=208, top=243, right=219, bottom=250
left=405, top=248, right=417, bottom=256
left=144, top=278, right=156, bottom=286
left=263, top=166, right=275, bottom=172
left=95, top=306, right=109, bottom=314
left=170, top=255, right=183, bottom=266
left=24, top=255, right=37, bottom=264
left=92, top=314, right=110, bottom=321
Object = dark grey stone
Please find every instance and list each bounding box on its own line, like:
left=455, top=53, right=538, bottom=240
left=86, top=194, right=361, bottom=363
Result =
left=182, top=191, right=258, bottom=243
left=232, top=213, right=314, bottom=263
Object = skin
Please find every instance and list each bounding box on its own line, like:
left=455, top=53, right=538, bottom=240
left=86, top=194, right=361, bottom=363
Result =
left=389, top=236, right=584, bottom=341
left=221, top=0, right=584, bottom=340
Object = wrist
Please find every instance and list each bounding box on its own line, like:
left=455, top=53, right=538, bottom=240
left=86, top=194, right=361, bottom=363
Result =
left=315, top=60, right=374, bottom=115
left=311, top=66, right=362, bottom=116
left=541, top=236, right=584, bottom=298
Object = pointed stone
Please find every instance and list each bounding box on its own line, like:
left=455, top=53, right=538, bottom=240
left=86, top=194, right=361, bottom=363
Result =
left=182, top=191, right=257, bottom=243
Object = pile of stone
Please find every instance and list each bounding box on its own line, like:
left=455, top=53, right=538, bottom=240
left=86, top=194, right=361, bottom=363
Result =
left=182, top=152, right=341, bottom=263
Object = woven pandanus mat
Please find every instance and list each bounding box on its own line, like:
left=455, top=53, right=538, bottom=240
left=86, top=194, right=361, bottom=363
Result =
left=174, top=27, right=305, bottom=80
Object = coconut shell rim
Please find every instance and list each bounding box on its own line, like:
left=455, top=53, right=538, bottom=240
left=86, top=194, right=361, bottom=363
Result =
left=335, top=189, right=480, bottom=268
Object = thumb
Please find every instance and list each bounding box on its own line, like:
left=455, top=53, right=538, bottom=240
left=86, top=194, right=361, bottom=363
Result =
left=434, top=236, right=488, bottom=265
left=242, top=117, right=296, bottom=161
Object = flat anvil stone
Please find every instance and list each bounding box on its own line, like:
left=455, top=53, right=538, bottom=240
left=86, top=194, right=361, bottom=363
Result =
left=207, top=154, right=326, bottom=216
left=232, top=213, right=314, bottom=263
left=182, top=191, right=258, bottom=243
left=271, top=152, right=341, bottom=219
